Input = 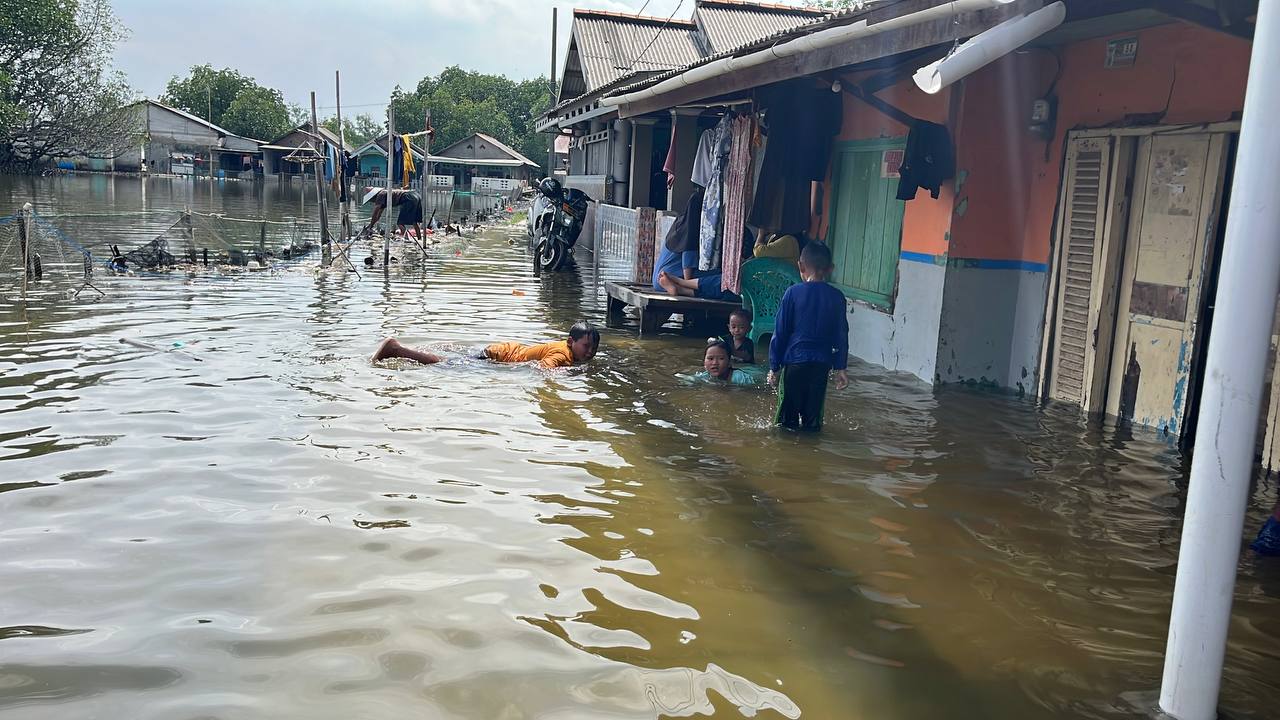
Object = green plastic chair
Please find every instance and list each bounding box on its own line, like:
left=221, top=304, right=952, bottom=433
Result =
left=738, top=258, right=802, bottom=346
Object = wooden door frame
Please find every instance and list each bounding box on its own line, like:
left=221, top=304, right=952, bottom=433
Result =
left=1038, top=122, right=1239, bottom=413
left=1104, top=132, right=1231, bottom=424
left=827, top=137, right=907, bottom=311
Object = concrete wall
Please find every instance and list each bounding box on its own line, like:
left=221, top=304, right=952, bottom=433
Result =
left=816, top=77, right=955, bottom=384
left=944, top=21, right=1251, bottom=393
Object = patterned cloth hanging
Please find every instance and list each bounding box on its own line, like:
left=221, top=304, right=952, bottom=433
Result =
left=721, top=113, right=756, bottom=295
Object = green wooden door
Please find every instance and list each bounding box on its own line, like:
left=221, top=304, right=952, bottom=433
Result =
left=829, top=140, right=906, bottom=308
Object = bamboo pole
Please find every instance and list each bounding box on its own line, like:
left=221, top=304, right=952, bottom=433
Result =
left=336, top=70, right=350, bottom=242
left=384, top=105, right=394, bottom=269
left=311, top=92, right=331, bottom=265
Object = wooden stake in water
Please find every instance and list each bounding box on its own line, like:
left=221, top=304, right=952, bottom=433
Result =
left=384, top=105, right=394, bottom=270
left=19, top=202, right=33, bottom=299
left=335, top=70, right=350, bottom=242
left=311, top=92, right=331, bottom=266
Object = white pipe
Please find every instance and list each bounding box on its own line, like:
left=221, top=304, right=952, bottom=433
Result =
left=601, top=0, right=1014, bottom=107
left=1159, top=2, right=1280, bottom=719
left=913, top=2, right=1065, bottom=94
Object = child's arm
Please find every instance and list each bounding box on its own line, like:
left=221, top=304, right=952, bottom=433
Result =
left=769, top=291, right=794, bottom=373
left=832, top=294, right=850, bottom=390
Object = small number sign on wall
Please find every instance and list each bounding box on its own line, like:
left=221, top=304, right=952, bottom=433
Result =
left=1106, top=37, right=1139, bottom=68
left=881, top=149, right=904, bottom=178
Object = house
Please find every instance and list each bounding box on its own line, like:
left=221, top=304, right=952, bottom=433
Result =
left=109, top=100, right=262, bottom=177
left=260, top=122, right=343, bottom=178
left=431, top=132, right=542, bottom=189
left=351, top=133, right=426, bottom=179
left=537, top=1, right=827, bottom=209
left=589, top=0, right=1261, bottom=447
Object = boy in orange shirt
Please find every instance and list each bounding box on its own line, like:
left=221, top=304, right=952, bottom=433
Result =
left=371, top=321, right=600, bottom=369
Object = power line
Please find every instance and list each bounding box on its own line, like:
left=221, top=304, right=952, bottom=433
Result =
left=622, top=0, right=685, bottom=76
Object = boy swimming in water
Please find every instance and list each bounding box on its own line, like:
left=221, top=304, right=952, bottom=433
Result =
left=371, top=321, right=600, bottom=369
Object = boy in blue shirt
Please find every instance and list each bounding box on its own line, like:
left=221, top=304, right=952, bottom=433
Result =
left=767, top=242, right=849, bottom=430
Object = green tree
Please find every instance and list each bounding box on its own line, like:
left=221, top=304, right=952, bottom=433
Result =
left=161, top=65, right=255, bottom=127
left=0, top=0, right=141, bottom=171
left=220, top=85, right=290, bottom=141
left=390, top=66, right=553, bottom=171
left=321, top=113, right=381, bottom=148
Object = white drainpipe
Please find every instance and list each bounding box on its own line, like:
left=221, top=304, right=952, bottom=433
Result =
left=601, top=0, right=1015, bottom=107
left=1159, top=2, right=1280, bottom=719
left=913, top=1, right=1066, bottom=94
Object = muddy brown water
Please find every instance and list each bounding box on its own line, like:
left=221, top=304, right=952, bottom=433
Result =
left=0, top=175, right=1277, bottom=719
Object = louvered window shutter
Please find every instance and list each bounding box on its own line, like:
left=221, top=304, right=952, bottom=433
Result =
left=1049, top=137, right=1113, bottom=405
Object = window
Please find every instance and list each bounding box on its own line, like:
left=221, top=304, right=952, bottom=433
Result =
left=827, top=139, right=907, bottom=309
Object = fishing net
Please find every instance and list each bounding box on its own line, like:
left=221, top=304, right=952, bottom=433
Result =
left=0, top=211, right=101, bottom=302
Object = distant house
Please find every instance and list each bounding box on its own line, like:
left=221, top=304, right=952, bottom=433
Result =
left=260, top=122, right=343, bottom=178
left=108, top=99, right=262, bottom=177
left=351, top=133, right=426, bottom=179
left=430, top=132, right=542, bottom=188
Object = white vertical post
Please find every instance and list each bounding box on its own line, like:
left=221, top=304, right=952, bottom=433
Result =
left=384, top=105, right=394, bottom=270
left=1159, top=3, right=1280, bottom=719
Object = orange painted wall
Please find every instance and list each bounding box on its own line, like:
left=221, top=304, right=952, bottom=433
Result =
left=816, top=77, right=954, bottom=257
left=951, top=21, right=1251, bottom=263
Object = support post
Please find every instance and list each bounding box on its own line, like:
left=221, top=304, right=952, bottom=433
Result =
left=1159, top=3, right=1280, bottom=718
left=310, top=92, right=332, bottom=266
left=336, top=69, right=351, bottom=243
left=549, top=6, right=558, bottom=177
left=628, top=118, right=657, bottom=209
left=384, top=105, right=394, bottom=270
left=19, top=202, right=33, bottom=298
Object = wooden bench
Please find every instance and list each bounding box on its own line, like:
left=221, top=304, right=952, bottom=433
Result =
left=604, top=282, right=741, bottom=336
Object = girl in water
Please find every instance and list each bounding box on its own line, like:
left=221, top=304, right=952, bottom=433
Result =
left=372, top=321, right=600, bottom=369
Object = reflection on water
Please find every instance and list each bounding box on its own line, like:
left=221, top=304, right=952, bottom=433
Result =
left=0, top=175, right=1278, bottom=719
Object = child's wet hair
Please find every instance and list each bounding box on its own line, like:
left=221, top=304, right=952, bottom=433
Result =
left=704, top=337, right=732, bottom=356
left=729, top=308, right=752, bottom=323
left=800, top=241, right=834, bottom=271
left=569, top=321, right=600, bottom=350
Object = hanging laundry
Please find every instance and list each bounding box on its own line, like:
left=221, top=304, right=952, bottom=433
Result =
left=749, top=80, right=843, bottom=233
left=401, top=133, right=416, bottom=188
left=392, top=135, right=404, bottom=185
left=662, top=125, right=678, bottom=189
left=896, top=120, right=955, bottom=200
left=698, top=115, right=734, bottom=271
left=720, top=113, right=756, bottom=295
left=324, top=144, right=335, bottom=182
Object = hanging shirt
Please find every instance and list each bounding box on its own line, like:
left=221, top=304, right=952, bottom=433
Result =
left=769, top=281, right=850, bottom=372
left=484, top=340, right=575, bottom=368
left=691, top=128, right=717, bottom=188
left=897, top=120, right=955, bottom=201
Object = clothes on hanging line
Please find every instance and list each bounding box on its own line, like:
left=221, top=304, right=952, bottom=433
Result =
left=897, top=120, right=955, bottom=201
left=720, top=113, right=756, bottom=295
left=698, top=115, right=734, bottom=271
left=663, top=124, right=679, bottom=190
left=749, top=80, right=843, bottom=234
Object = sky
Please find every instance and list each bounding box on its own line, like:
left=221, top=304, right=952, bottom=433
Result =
left=111, top=0, right=812, bottom=120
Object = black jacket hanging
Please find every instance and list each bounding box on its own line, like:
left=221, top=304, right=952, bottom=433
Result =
left=897, top=120, right=955, bottom=201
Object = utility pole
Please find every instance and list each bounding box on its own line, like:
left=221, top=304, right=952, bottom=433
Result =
left=335, top=70, right=350, bottom=243
left=1159, top=2, right=1280, bottom=719
left=548, top=6, right=558, bottom=178
left=310, top=91, right=331, bottom=265
left=384, top=105, right=394, bottom=270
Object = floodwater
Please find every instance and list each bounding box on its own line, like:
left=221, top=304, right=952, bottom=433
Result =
left=0, top=175, right=1277, bottom=719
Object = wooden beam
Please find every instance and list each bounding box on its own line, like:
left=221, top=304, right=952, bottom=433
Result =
left=1156, top=0, right=1254, bottom=38
left=616, top=0, right=1040, bottom=118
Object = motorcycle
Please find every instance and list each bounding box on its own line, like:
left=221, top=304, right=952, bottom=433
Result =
left=529, top=177, right=590, bottom=272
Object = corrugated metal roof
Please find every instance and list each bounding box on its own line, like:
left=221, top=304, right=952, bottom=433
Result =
left=604, top=0, right=896, bottom=99
left=694, top=1, right=828, bottom=54
left=573, top=11, right=703, bottom=92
